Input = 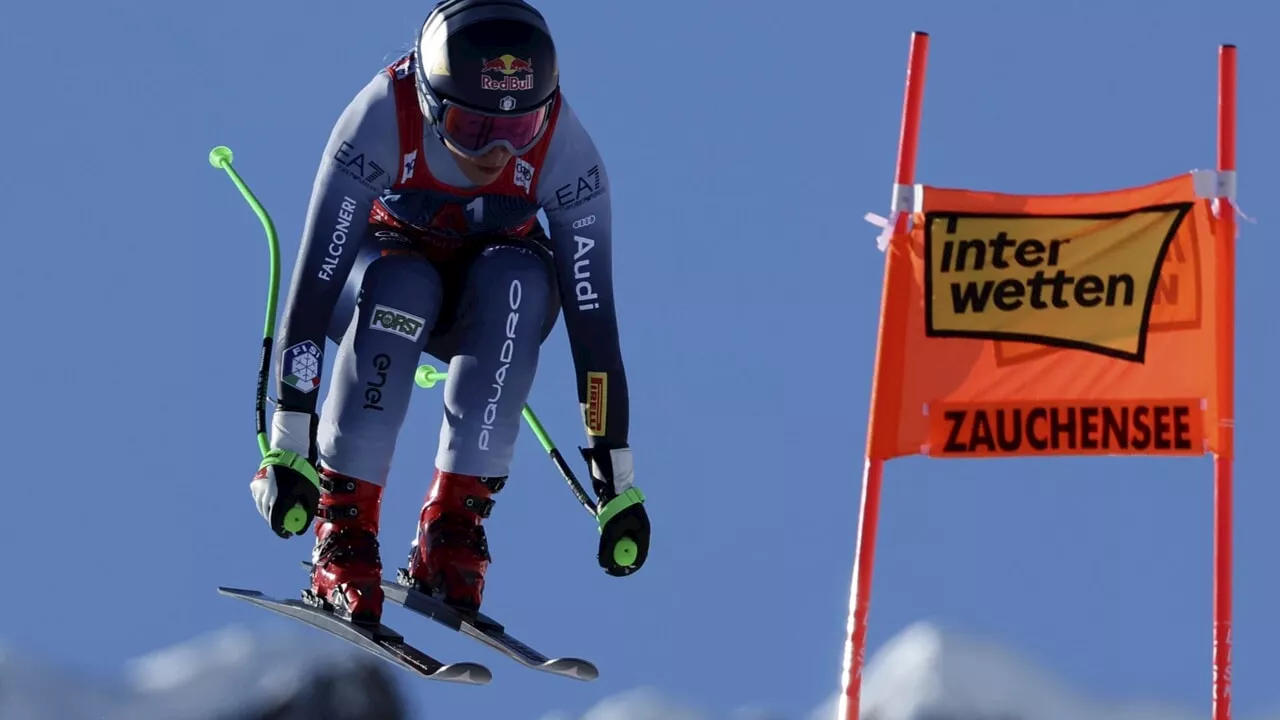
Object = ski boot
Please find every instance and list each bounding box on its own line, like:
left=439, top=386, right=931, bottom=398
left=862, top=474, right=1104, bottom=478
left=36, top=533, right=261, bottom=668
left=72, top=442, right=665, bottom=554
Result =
left=304, top=468, right=385, bottom=625
left=403, top=469, right=505, bottom=614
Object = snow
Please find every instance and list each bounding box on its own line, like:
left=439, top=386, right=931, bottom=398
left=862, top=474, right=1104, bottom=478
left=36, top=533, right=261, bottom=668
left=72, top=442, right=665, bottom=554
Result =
left=853, top=621, right=1206, bottom=720
left=543, top=621, right=1266, bottom=720
left=2, top=619, right=1272, bottom=720
left=0, top=643, right=127, bottom=720
left=0, top=624, right=406, bottom=720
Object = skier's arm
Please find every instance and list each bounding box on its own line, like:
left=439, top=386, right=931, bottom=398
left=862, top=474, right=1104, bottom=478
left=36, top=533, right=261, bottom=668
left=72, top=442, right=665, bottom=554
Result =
left=271, top=72, right=401, bottom=456
left=539, top=98, right=647, bottom=578
left=539, top=98, right=630, bottom=451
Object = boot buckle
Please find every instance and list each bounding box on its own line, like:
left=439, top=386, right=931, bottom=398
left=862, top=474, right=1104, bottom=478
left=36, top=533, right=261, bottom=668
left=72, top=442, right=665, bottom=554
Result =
left=463, top=495, right=495, bottom=519
left=316, top=504, right=360, bottom=520
left=319, top=474, right=360, bottom=495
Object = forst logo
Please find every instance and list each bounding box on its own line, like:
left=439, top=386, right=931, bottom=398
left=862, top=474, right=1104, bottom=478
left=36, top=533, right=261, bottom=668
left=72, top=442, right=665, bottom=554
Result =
left=480, top=54, right=534, bottom=92
left=370, top=304, right=425, bottom=342
left=922, top=205, right=1192, bottom=362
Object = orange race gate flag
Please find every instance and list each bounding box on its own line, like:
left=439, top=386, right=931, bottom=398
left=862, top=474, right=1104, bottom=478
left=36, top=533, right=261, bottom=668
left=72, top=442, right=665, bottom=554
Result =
left=839, top=33, right=1240, bottom=720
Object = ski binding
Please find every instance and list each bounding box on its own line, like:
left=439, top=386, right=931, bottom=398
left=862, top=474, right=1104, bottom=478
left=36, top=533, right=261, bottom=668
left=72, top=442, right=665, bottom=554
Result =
left=301, top=561, right=599, bottom=681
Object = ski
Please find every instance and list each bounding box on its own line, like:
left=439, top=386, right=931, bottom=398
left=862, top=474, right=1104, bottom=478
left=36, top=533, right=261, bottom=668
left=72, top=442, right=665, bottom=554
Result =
left=300, top=561, right=599, bottom=682
left=386, top=568, right=600, bottom=682
left=216, top=586, right=493, bottom=685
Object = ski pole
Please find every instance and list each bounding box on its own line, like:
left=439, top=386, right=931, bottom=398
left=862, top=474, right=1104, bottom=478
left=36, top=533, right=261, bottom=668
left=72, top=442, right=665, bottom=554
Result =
left=208, top=145, right=316, bottom=536
left=414, top=364, right=598, bottom=518
left=209, top=145, right=279, bottom=457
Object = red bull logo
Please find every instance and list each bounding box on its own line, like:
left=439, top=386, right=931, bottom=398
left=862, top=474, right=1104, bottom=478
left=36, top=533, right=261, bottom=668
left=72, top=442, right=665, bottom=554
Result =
left=480, top=54, right=534, bottom=92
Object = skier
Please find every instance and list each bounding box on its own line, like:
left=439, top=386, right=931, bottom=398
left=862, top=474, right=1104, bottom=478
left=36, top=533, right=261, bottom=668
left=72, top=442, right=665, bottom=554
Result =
left=245, top=0, right=649, bottom=626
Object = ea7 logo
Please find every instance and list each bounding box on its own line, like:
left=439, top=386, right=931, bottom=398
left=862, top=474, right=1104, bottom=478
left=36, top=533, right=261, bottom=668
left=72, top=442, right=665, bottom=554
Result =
left=554, top=165, right=604, bottom=209
left=370, top=304, right=426, bottom=342
left=333, top=141, right=388, bottom=190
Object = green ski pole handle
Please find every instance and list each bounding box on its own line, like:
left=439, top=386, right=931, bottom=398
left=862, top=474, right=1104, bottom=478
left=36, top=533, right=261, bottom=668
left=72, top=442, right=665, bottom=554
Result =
left=283, top=507, right=308, bottom=534
left=209, top=145, right=317, bottom=536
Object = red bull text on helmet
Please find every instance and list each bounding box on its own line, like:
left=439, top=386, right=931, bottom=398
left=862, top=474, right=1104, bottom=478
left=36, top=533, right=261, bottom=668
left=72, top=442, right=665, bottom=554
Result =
left=480, top=54, right=535, bottom=91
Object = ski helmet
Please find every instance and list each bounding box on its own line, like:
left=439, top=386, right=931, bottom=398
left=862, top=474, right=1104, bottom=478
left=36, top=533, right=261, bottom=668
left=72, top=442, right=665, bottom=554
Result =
left=414, top=0, right=560, bottom=157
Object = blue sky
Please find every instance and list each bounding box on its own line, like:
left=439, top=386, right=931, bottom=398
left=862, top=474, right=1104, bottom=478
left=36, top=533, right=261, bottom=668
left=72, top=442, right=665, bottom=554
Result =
left=2, top=0, right=1278, bottom=718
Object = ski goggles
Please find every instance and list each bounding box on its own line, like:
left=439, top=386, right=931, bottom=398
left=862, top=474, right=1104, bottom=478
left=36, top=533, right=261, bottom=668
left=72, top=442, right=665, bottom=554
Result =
left=438, top=98, right=553, bottom=158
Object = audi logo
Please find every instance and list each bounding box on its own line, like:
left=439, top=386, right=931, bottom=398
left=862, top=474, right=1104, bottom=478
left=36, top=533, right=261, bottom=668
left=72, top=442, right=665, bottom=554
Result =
left=572, top=215, right=596, bottom=229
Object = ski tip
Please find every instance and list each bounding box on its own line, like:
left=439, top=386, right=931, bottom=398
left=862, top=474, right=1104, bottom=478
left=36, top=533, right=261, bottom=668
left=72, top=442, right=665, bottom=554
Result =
left=540, top=658, right=599, bottom=682
left=436, top=661, right=494, bottom=685
left=216, top=586, right=263, bottom=598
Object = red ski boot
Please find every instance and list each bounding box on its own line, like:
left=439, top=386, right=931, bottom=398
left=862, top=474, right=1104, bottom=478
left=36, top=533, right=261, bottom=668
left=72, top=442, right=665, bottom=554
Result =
left=405, top=469, right=506, bottom=613
left=306, top=468, right=385, bottom=625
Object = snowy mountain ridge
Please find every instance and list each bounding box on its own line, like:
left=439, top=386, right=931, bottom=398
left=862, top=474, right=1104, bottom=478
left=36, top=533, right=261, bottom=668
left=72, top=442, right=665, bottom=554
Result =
left=552, top=622, right=1269, bottom=720
left=3, top=620, right=1272, bottom=720
left=838, top=622, right=1214, bottom=720
left=0, top=623, right=406, bottom=720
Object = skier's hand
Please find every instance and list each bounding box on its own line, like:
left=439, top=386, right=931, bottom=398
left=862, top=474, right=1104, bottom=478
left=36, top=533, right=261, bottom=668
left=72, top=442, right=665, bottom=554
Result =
left=597, top=497, right=649, bottom=576
left=581, top=445, right=649, bottom=577
left=250, top=448, right=321, bottom=539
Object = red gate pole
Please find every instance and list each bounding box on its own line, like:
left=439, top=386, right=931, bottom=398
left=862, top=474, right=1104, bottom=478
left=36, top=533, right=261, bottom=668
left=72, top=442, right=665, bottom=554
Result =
left=1211, top=41, right=1237, bottom=720
left=838, top=30, right=930, bottom=720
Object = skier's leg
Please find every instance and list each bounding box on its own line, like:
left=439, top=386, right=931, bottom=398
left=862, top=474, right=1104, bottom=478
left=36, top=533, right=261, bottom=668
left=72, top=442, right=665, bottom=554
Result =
left=317, top=250, right=442, bottom=484
left=407, top=239, right=560, bottom=611
left=309, top=229, right=445, bottom=624
left=435, top=240, right=559, bottom=477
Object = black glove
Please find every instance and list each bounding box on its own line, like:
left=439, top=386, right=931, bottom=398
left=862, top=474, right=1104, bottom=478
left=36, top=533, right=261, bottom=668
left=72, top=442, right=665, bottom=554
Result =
left=581, top=445, right=649, bottom=577
left=250, top=448, right=321, bottom=539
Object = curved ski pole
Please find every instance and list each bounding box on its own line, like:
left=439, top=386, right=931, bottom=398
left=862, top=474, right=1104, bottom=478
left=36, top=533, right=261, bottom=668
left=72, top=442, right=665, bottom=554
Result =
left=208, top=145, right=317, bottom=535
left=209, top=145, right=278, bottom=457
left=415, top=364, right=598, bottom=518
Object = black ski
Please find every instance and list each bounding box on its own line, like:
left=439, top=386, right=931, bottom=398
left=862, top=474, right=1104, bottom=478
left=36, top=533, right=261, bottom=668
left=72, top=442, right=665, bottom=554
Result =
left=387, top=568, right=600, bottom=682
left=216, top=586, right=493, bottom=685
left=300, top=562, right=599, bottom=681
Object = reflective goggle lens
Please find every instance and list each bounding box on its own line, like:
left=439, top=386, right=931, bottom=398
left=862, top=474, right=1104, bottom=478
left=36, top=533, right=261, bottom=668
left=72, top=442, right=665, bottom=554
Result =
left=441, top=102, right=550, bottom=155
